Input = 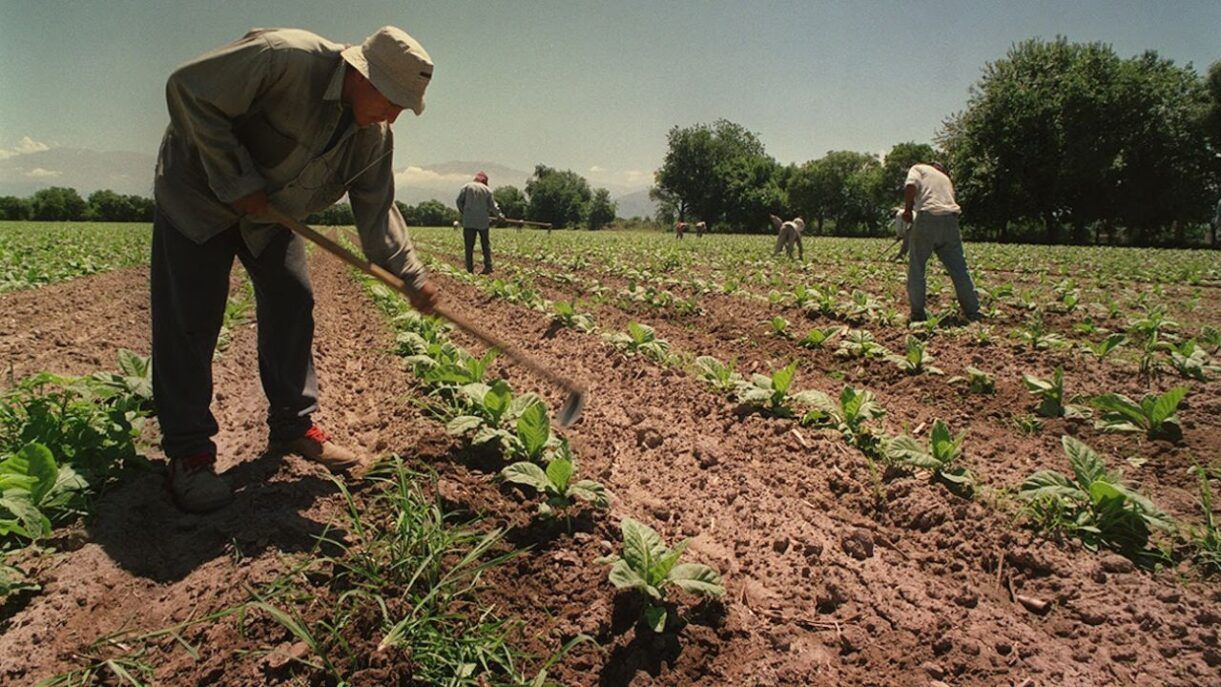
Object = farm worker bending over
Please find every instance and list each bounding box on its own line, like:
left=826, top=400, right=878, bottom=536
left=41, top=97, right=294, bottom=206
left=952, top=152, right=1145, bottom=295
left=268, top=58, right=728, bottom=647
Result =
left=892, top=207, right=912, bottom=261
left=770, top=215, right=805, bottom=259
left=695, top=221, right=706, bottom=238
left=153, top=26, right=438, bottom=513
left=456, top=171, right=504, bottom=274
left=902, top=162, right=980, bottom=323
left=675, top=221, right=687, bottom=239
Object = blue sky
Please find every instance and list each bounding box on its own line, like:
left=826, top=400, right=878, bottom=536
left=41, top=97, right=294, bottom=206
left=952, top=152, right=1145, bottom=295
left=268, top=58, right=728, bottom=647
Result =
left=1, top=0, right=1218, bottom=191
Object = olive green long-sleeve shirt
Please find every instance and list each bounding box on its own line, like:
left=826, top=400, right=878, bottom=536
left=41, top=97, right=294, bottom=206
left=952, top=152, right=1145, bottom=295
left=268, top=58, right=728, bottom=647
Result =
left=154, top=28, right=426, bottom=288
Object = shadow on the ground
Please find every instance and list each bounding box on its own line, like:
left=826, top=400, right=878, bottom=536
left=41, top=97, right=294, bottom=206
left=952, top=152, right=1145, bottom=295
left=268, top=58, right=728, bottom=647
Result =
left=87, top=451, right=343, bottom=583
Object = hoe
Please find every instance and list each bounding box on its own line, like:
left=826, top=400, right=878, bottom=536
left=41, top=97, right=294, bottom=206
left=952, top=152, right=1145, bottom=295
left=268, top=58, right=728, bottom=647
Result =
left=266, top=207, right=586, bottom=427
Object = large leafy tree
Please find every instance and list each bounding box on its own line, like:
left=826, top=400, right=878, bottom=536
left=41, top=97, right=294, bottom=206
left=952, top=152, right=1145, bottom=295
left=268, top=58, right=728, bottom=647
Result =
left=0, top=196, right=31, bottom=220
left=86, top=189, right=133, bottom=221
left=654, top=119, right=779, bottom=231
left=585, top=188, right=617, bottom=230
left=880, top=142, right=937, bottom=202
left=30, top=187, right=87, bottom=221
left=492, top=185, right=527, bottom=220
left=786, top=151, right=880, bottom=234
left=940, top=37, right=1213, bottom=245
left=525, top=165, right=591, bottom=228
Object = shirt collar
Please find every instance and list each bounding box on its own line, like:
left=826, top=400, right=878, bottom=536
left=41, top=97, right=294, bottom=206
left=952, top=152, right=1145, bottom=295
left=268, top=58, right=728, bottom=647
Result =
left=323, top=57, right=347, bottom=102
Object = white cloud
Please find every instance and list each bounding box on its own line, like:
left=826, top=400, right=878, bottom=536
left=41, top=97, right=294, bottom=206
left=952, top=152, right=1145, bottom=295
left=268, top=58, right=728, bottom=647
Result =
left=622, top=169, right=652, bottom=185
left=24, top=167, right=62, bottom=179
left=394, top=165, right=472, bottom=189
left=589, top=165, right=604, bottom=173
left=0, top=136, right=51, bottom=160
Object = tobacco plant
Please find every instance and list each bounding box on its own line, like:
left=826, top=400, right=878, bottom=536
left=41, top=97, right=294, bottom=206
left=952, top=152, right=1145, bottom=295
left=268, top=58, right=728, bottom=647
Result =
left=886, top=420, right=973, bottom=489
left=886, top=336, right=944, bottom=375
left=606, top=322, right=671, bottom=364
left=597, top=517, right=724, bottom=632
left=1019, top=436, right=1173, bottom=558
left=734, top=362, right=824, bottom=418
left=1186, top=465, right=1220, bottom=574
left=835, top=329, right=888, bottom=359
left=799, top=325, right=844, bottom=349
left=501, top=441, right=608, bottom=517
left=1090, top=386, right=1188, bottom=441
left=552, top=300, right=596, bottom=333
left=1022, top=367, right=1089, bottom=419
left=693, top=355, right=744, bottom=392
left=802, top=386, right=887, bottom=452
left=948, top=366, right=995, bottom=394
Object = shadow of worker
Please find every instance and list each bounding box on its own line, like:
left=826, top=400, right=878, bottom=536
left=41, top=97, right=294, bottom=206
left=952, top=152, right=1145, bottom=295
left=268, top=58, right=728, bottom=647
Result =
left=88, top=451, right=345, bottom=583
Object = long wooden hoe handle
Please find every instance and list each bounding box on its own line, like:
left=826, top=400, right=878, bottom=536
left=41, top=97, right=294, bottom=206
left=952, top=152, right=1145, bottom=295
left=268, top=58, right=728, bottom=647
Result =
left=266, top=207, right=587, bottom=427
left=496, top=217, right=552, bottom=228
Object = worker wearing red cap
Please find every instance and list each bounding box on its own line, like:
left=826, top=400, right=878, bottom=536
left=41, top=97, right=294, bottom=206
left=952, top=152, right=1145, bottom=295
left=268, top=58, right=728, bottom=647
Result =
left=456, top=171, right=504, bottom=274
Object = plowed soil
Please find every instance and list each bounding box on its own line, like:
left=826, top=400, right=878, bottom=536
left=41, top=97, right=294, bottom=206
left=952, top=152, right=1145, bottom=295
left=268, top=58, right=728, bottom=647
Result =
left=2, top=243, right=1218, bottom=687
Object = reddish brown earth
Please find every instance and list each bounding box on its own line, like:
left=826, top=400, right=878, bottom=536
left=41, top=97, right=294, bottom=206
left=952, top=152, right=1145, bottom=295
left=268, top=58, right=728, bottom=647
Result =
left=1, top=249, right=1218, bottom=687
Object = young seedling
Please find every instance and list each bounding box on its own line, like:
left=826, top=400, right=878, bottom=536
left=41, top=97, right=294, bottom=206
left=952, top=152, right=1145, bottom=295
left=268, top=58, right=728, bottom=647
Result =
left=799, top=325, right=845, bottom=349
left=597, top=517, right=724, bottom=632
left=1085, top=333, right=1127, bottom=361
left=1187, top=465, right=1220, bottom=574
left=1019, top=436, right=1173, bottom=558
left=886, top=336, right=944, bottom=375
left=693, top=355, right=744, bottom=392
left=1166, top=340, right=1215, bottom=381
left=802, top=386, right=887, bottom=452
left=886, top=421, right=973, bottom=489
left=734, top=362, right=825, bottom=418
left=0, top=443, right=87, bottom=542
left=1021, top=367, right=1089, bottom=419
left=552, top=300, right=596, bottom=333
left=835, top=329, right=889, bottom=359
left=446, top=380, right=547, bottom=455
left=606, top=322, right=671, bottom=364
left=769, top=316, right=791, bottom=338
left=948, top=366, right=995, bottom=394
left=1090, top=386, right=1188, bottom=441
left=501, top=441, right=608, bottom=518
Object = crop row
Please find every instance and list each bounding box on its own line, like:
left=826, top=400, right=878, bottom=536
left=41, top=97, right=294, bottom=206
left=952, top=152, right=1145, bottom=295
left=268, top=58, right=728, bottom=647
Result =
left=0, top=222, right=151, bottom=293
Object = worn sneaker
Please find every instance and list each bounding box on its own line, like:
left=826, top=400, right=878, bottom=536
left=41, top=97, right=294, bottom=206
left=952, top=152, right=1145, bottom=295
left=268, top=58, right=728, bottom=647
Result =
left=480, top=267, right=494, bottom=275
left=965, top=311, right=986, bottom=323
left=167, top=452, right=233, bottom=514
left=273, top=425, right=363, bottom=473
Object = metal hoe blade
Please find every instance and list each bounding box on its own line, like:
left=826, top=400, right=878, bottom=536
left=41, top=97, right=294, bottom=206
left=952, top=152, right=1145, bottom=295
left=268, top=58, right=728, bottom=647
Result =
left=558, top=388, right=586, bottom=428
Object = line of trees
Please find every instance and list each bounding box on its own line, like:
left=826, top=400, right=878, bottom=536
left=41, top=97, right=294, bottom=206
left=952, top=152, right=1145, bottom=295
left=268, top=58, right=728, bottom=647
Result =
left=0, top=187, right=155, bottom=222
left=652, top=41, right=1220, bottom=246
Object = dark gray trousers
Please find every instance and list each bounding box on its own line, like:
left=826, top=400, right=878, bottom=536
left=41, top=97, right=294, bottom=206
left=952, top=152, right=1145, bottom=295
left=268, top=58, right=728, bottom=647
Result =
left=463, top=227, right=492, bottom=272
left=150, top=210, right=318, bottom=460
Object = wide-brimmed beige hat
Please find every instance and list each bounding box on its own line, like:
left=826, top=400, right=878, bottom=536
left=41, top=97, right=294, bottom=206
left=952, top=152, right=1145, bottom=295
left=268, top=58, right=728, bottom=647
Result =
left=341, top=26, right=433, bottom=115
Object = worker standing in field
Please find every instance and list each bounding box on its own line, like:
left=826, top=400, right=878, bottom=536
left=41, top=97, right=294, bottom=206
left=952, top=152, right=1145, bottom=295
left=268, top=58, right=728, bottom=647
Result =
left=152, top=26, right=439, bottom=513
left=901, top=162, right=981, bottom=322
left=675, top=220, right=687, bottom=239
left=456, top=171, right=504, bottom=274
left=770, top=214, right=805, bottom=259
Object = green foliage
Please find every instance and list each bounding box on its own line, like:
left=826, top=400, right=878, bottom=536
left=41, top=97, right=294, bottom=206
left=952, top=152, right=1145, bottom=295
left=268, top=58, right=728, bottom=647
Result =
left=1021, top=367, right=1089, bottom=419
left=1090, top=387, right=1188, bottom=440
left=526, top=165, right=592, bottom=229
left=733, top=362, right=825, bottom=419
left=768, top=316, right=790, bottom=338
left=801, top=386, right=887, bottom=451
left=693, top=355, right=743, bottom=392
left=492, top=185, right=528, bottom=221
left=606, top=322, right=671, bottom=363
left=885, top=336, right=944, bottom=375
left=835, top=329, right=889, bottom=359
left=1085, top=332, right=1128, bottom=361
left=597, top=517, right=724, bottom=632
left=501, top=442, right=609, bottom=517
left=0, top=222, right=151, bottom=293
left=30, top=187, right=87, bottom=221
left=948, top=366, right=995, bottom=394
left=1019, top=436, right=1173, bottom=557
left=1186, top=465, right=1220, bottom=575
left=799, top=325, right=845, bottom=349
left=585, top=188, right=618, bottom=230
left=551, top=300, right=596, bottom=333
left=1166, top=340, right=1215, bottom=381
left=886, top=420, right=973, bottom=489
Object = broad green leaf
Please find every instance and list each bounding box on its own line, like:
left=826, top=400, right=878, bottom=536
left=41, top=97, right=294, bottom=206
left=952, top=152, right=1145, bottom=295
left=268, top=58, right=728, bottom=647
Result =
left=1150, top=387, right=1187, bottom=427
left=545, top=456, right=574, bottom=492
left=569, top=481, right=608, bottom=507
left=667, top=563, right=725, bottom=597
left=0, top=493, right=51, bottom=540
left=500, top=462, right=551, bottom=492
left=516, top=403, right=551, bottom=459
left=772, top=363, right=798, bottom=394
left=1063, top=436, right=1108, bottom=487
left=643, top=605, right=667, bottom=633
left=1019, top=470, right=1080, bottom=501
left=621, top=517, right=667, bottom=575
left=608, top=560, right=654, bottom=597
left=446, top=415, right=485, bottom=436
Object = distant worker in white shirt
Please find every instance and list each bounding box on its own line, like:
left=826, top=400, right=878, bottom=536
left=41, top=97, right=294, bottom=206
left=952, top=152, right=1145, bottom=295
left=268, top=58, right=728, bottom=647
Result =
left=902, top=162, right=980, bottom=322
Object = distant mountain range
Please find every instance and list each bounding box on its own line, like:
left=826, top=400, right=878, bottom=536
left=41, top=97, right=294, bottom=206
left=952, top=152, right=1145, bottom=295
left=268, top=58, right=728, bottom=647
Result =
left=0, top=148, right=657, bottom=218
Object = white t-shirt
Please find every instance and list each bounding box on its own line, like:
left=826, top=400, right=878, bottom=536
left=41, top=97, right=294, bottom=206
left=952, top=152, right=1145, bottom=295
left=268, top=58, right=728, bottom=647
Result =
left=905, top=164, right=960, bottom=215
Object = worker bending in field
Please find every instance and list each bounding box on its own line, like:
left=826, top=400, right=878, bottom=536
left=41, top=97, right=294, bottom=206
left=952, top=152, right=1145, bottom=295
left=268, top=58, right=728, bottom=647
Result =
left=675, top=220, right=687, bottom=239
left=152, top=26, right=439, bottom=513
left=770, top=214, right=805, bottom=259
left=902, top=162, right=981, bottom=322
left=695, top=221, right=706, bottom=238
left=456, top=171, right=504, bottom=274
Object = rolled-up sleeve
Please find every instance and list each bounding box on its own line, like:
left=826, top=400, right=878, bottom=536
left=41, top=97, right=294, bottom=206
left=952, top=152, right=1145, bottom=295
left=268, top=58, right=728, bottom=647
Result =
left=349, top=129, right=427, bottom=291
left=165, top=32, right=272, bottom=203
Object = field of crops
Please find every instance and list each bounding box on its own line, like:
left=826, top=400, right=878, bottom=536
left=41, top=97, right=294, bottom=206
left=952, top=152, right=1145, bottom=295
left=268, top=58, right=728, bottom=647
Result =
left=0, top=221, right=151, bottom=293
left=1, top=221, right=1219, bottom=686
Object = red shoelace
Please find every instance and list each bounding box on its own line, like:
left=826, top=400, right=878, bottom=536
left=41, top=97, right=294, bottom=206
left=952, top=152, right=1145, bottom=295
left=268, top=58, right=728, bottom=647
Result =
left=303, top=425, right=331, bottom=444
